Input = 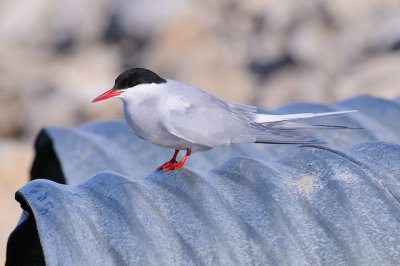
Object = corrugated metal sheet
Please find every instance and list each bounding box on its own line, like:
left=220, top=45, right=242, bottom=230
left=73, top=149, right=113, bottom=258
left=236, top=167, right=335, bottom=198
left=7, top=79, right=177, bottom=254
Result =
left=7, top=95, right=400, bottom=265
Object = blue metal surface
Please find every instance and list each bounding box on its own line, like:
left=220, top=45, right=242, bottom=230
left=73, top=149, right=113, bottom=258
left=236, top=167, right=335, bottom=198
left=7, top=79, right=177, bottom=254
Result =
left=7, top=95, right=400, bottom=265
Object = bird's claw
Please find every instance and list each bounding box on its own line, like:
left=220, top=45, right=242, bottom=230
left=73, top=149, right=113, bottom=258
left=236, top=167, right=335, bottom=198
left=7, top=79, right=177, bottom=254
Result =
left=157, top=160, right=182, bottom=172
left=156, top=149, right=191, bottom=172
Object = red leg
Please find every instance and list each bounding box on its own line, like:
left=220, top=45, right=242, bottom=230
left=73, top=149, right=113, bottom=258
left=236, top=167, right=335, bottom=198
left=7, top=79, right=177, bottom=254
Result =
left=157, top=149, right=192, bottom=172
left=157, top=149, right=179, bottom=171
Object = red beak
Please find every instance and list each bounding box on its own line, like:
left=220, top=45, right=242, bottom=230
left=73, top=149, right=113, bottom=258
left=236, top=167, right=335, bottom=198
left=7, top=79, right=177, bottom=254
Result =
left=92, top=88, right=124, bottom=103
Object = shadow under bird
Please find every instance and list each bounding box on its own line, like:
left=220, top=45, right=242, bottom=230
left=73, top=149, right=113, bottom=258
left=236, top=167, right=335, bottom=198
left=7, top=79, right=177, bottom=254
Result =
left=92, top=68, right=357, bottom=171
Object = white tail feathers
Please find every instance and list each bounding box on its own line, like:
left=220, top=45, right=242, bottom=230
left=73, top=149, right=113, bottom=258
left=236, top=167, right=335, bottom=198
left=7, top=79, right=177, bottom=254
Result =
left=254, top=110, right=358, bottom=124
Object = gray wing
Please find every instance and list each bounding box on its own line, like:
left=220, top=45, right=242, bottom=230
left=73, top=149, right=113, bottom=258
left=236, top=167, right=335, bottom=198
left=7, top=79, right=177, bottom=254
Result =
left=247, top=124, right=321, bottom=144
left=200, top=96, right=322, bottom=144
left=159, top=81, right=321, bottom=146
left=159, top=83, right=252, bottom=147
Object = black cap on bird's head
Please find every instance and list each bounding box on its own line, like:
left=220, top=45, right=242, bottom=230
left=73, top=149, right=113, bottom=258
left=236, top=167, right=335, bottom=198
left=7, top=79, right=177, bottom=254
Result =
left=114, top=68, right=166, bottom=91
left=92, top=68, right=166, bottom=102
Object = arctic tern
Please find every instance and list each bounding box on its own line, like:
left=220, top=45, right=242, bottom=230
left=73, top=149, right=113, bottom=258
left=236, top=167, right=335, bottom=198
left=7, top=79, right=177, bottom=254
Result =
left=92, top=68, right=356, bottom=171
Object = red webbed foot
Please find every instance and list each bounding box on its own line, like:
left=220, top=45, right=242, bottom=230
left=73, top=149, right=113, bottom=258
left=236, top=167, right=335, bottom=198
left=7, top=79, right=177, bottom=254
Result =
left=157, top=149, right=192, bottom=172
left=156, top=160, right=178, bottom=171
left=162, top=160, right=185, bottom=171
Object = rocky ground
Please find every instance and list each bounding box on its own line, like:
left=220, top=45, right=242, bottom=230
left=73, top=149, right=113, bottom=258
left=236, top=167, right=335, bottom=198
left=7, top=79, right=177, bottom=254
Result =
left=1, top=0, right=400, bottom=263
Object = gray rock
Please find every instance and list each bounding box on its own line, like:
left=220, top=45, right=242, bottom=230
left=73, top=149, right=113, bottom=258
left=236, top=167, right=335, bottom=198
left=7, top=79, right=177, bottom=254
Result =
left=2, top=0, right=400, bottom=143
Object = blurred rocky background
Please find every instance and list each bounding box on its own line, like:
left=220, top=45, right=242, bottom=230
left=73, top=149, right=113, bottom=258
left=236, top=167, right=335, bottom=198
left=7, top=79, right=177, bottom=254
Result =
left=1, top=0, right=400, bottom=263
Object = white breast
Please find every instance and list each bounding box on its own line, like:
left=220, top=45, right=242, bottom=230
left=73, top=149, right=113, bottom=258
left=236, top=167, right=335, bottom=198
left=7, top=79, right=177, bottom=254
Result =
left=119, top=82, right=201, bottom=150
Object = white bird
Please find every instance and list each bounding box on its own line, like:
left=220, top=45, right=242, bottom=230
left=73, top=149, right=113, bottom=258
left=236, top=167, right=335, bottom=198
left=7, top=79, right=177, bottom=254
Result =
left=92, top=68, right=356, bottom=171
